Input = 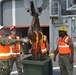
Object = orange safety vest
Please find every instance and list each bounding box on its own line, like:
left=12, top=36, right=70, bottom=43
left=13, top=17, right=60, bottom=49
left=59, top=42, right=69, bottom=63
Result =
left=0, top=36, right=11, bottom=59
left=58, top=36, right=71, bottom=54
left=30, top=43, right=41, bottom=54
left=41, top=42, right=47, bottom=54
left=8, top=36, right=20, bottom=57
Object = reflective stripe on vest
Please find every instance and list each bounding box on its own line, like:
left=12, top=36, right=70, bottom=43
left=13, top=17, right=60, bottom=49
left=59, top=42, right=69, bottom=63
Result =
left=10, top=46, right=20, bottom=55
left=0, top=53, right=11, bottom=56
left=0, top=53, right=11, bottom=59
left=58, top=44, right=69, bottom=47
left=8, top=36, right=20, bottom=57
left=58, top=36, right=71, bottom=54
left=0, top=36, right=11, bottom=59
left=41, top=48, right=47, bottom=54
left=41, top=42, right=47, bottom=54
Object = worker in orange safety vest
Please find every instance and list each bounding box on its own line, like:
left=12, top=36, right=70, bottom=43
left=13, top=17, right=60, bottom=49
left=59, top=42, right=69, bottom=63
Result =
left=53, top=26, right=74, bottom=75
left=0, top=25, right=12, bottom=75
left=8, top=26, right=24, bottom=75
left=40, top=35, right=49, bottom=57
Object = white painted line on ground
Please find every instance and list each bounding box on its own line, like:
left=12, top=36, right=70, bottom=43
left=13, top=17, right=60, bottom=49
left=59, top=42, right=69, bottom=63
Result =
left=53, top=67, right=60, bottom=70
left=10, top=65, right=76, bottom=74
left=10, top=71, right=18, bottom=74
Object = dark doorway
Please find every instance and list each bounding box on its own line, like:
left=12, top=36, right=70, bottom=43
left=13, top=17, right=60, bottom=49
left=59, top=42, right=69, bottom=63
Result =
left=42, top=27, right=49, bottom=42
left=17, top=27, right=49, bottom=42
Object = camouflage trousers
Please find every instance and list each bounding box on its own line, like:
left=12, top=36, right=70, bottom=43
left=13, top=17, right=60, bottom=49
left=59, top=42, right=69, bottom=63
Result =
left=0, top=59, right=10, bottom=75
left=59, top=54, right=73, bottom=75
left=9, top=56, right=23, bottom=75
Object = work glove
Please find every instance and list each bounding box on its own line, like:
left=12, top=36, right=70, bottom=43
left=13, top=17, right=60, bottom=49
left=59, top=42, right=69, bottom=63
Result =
left=49, top=52, right=54, bottom=57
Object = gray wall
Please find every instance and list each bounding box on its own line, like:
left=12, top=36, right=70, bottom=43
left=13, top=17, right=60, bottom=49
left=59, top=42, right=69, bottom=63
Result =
left=16, top=0, right=49, bottom=25
left=2, top=0, right=49, bottom=26
left=16, top=0, right=32, bottom=25
left=3, top=1, right=12, bottom=26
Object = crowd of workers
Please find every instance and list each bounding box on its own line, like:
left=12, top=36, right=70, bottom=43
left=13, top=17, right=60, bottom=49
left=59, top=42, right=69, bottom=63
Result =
left=0, top=25, right=74, bottom=75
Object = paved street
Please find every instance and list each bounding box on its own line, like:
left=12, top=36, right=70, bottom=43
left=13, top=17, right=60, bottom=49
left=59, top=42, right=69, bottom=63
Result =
left=10, top=50, right=76, bottom=75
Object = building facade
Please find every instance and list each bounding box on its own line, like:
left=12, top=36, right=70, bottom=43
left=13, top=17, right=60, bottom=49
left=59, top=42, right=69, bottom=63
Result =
left=1, top=0, right=76, bottom=52
left=0, top=0, right=49, bottom=38
left=49, top=0, right=76, bottom=51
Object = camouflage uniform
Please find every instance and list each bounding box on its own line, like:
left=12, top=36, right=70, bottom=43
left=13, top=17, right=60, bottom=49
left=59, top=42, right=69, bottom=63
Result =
left=0, top=59, right=10, bottom=75
left=0, top=37, right=23, bottom=75
left=8, top=36, right=23, bottom=75
left=0, top=37, right=22, bottom=45
left=58, top=37, right=74, bottom=75
left=9, top=56, right=23, bottom=75
left=59, top=54, right=73, bottom=75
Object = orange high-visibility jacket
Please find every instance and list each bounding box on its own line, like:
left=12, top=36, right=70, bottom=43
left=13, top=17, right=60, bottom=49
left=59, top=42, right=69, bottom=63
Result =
left=0, top=36, right=11, bottom=59
left=57, top=36, right=71, bottom=54
left=41, top=42, right=47, bottom=54
left=0, top=45, right=12, bottom=59
left=8, top=36, right=20, bottom=57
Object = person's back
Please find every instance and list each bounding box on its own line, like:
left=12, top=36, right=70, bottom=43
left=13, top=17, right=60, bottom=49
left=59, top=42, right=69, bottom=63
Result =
left=40, top=35, right=49, bottom=55
left=0, top=25, right=11, bottom=75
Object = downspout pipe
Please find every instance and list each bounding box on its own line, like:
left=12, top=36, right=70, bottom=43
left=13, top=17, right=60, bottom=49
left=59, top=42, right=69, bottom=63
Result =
left=12, top=0, right=16, bottom=26
left=0, top=1, right=3, bottom=26
left=49, top=0, right=54, bottom=52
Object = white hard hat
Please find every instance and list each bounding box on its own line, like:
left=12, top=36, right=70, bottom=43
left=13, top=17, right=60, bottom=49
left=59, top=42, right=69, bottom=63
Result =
left=0, top=25, right=4, bottom=30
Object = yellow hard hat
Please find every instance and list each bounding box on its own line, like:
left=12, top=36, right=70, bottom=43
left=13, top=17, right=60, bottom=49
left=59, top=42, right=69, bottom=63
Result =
left=58, top=26, right=67, bottom=32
